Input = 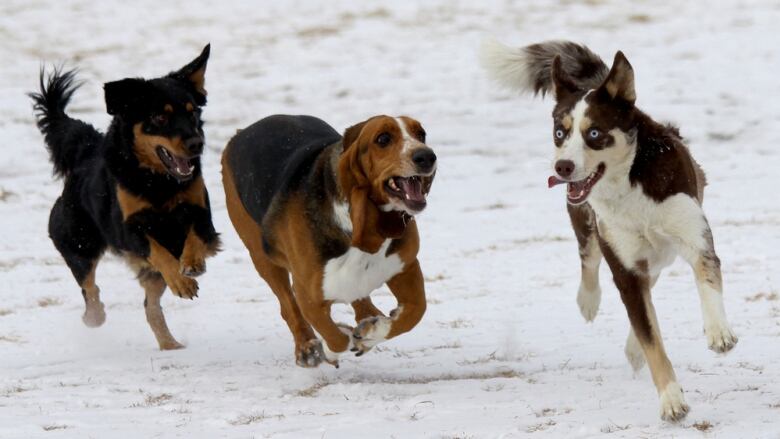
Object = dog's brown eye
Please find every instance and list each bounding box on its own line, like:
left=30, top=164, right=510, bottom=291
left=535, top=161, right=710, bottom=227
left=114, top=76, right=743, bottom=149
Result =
left=376, top=132, right=391, bottom=147
left=417, top=129, right=426, bottom=143
left=151, top=114, right=169, bottom=126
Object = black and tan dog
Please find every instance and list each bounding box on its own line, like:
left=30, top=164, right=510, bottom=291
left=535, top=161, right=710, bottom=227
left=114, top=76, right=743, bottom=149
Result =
left=222, top=115, right=436, bottom=367
left=30, top=45, right=219, bottom=350
left=482, top=40, right=737, bottom=421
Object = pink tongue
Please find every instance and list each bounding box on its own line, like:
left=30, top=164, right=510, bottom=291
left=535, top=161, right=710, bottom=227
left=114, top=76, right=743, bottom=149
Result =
left=398, top=178, right=425, bottom=202
left=548, top=176, right=566, bottom=188
left=172, top=156, right=191, bottom=175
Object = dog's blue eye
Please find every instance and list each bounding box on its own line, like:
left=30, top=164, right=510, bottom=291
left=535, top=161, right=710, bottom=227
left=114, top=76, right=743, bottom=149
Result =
left=555, top=129, right=565, bottom=139
left=589, top=129, right=600, bottom=139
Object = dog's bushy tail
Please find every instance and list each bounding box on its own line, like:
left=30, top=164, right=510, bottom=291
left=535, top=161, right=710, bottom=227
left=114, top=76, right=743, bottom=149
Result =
left=29, top=68, right=102, bottom=178
left=480, top=38, right=609, bottom=96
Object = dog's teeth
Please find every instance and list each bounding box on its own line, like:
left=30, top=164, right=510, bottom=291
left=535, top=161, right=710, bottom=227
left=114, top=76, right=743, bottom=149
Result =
left=405, top=193, right=410, bottom=200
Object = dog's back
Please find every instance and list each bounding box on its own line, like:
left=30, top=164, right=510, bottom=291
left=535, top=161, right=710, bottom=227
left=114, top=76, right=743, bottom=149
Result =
left=223, top=115, right=341, bottom=224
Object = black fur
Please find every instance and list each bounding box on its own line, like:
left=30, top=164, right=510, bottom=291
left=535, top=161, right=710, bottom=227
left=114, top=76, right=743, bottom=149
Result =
left=30, top=46, right=218, bottom=288
left=225, top=115, right=348, bottom=262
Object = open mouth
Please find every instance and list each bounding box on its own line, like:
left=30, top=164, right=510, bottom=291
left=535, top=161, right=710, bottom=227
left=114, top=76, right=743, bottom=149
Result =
left=156, top=146, right=196, bottom=181
left=548, top=163, right=606, bottom=204
left=385, top=176, right=430, bottom=212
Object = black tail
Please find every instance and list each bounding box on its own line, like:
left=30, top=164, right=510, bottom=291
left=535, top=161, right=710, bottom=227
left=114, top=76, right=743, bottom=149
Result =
left=481, top=38, right=609, bottom=96
left=29, top=68, right=101, bottom=178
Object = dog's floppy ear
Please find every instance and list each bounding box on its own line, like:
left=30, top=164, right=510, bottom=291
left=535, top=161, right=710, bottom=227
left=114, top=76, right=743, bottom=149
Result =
left=104, top=78, right=152, bottom=116
left=551, top=55, right=580, bottom=102
left=171, top=44, right=210, bottom=103
left=338, top=119, right=385, bottom=253
left=599, top=51, right=635, bottom=105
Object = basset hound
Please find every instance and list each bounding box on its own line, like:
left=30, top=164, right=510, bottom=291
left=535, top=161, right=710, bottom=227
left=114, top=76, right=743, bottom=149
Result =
left=222, top=114, right=436, bottom=367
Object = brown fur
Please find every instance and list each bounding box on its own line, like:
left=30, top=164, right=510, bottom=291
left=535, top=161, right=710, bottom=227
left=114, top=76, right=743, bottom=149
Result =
left=132, top=123, right=190, bottom=172
left=223, top=115, right=431, bottom=367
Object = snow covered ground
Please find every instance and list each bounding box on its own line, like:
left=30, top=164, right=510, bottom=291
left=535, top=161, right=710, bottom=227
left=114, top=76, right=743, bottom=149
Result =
left=2, top=0, right=780, bottom=437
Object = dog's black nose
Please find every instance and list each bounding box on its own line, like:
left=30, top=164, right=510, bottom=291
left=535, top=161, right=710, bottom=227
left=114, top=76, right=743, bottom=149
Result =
left=412, top=148, right=437, bottom=173
left=184, top=137, right=204, bottom=156
left=555, top=160, right=575, bottom=178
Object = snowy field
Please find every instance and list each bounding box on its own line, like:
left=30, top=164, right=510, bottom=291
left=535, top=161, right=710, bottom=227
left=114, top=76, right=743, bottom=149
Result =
left=2, top=0, right=780, bottom=437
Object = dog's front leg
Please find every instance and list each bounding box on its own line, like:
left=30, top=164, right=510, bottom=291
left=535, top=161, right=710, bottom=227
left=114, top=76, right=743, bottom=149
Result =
left=352, top=259, right=426, bottom=355
left=147, top=237, right=199, bottom=299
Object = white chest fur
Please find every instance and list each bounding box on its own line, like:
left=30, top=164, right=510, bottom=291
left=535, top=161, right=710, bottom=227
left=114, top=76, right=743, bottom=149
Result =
left=322, top=240, right=404, bottom=303
left=322, top=201, right=404, bottom=303
left=589, top=179, right=705, bottom=277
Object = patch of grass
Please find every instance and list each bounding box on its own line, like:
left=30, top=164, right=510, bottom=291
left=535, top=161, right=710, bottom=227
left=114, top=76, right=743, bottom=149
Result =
left=526, top=419, right=556, bottom=433
left=692, top=420, right=713, bottom=432
left=37, top=297, right=62, bottom=307
left=229, top=411, right=284, bottom=426
left=0, top=335, right=23, bottom=343
left=42, top=424, right=69, bottom=431
left=600, top=420, right=631, bottom=433
left=746, top=291, right=778, bottom=302
left=131, top=392, right=173, bottom=407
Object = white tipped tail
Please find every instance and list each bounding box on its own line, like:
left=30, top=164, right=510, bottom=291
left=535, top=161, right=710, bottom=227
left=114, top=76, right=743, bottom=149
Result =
left=479, top=37, right=537, bottom=94
left=480, top=37, right=609, bottom=97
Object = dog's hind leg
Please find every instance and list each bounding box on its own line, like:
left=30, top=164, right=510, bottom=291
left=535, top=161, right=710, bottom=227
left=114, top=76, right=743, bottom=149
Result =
left=223, top=166, right=321, bottom=367
left=49, top=195, right=107, bottom=327
left=127, top=258, right=184, bottom=350
left=661, top=198, right=737, bottom=354
left=568, top=203, right=602, bottom=322
left=624, top=274, right=660, bottom=372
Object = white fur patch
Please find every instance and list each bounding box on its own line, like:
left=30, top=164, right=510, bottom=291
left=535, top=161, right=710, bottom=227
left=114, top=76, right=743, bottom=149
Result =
left=659, top=382, right=689, bottom=421
left=323, top=202, right=404, bottom=303
left=555, top=98, right=589, bottom=180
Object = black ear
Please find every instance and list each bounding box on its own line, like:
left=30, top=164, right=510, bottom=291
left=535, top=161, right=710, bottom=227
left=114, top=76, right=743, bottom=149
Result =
left=599, top=51, right=635, bottom=104
left=171, top=44, right=210, bottom=99
left=551, top=55, right=581, bottom=101
left=104, top=78, right=151, bottom=116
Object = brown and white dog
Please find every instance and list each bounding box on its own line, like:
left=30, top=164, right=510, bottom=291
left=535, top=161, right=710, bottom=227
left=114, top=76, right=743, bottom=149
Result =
left=482, top=40, right=737, bottom=421
left=222, top=115, right=435, bottom=367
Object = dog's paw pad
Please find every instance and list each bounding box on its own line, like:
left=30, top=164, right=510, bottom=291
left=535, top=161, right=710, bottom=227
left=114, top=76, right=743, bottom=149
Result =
left=168, top=275, right=199, bottom=299
left=295, top=339, right=325, bottom=368
left=351, top=316, right=391, bottom=356
left=659, top=383, right=689, bottom=422
left=706, top=324, right=738, bottom=353
left=577, top=285, right=601, bottom=322
left=82, top=302, right=106, bottom=328
left=180, top=261, right=206, bottom=277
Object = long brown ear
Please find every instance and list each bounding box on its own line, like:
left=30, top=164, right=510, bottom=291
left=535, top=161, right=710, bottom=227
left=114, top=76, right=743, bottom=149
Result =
left=348, top=187, right=385, bottom=253
left=338, top=119, right=385, bottom=253
left=551, top=55, right=580, bottom=101
left=600, top=51, right=635, bottom=104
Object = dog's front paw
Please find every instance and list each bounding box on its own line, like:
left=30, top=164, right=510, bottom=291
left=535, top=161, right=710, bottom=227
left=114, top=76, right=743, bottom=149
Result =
left=577, top=284, right=601, bottom=322
left=165, top=273, right=199, bottom=299
left=180, top=259, right=206, bottom=277
left=659, top=382, right=689, bottom=422
left=351, top=316, right=392, bottom=356
left=705, top=323, right=738, bottom=353
left=295, top=339, right=325, bottom=368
